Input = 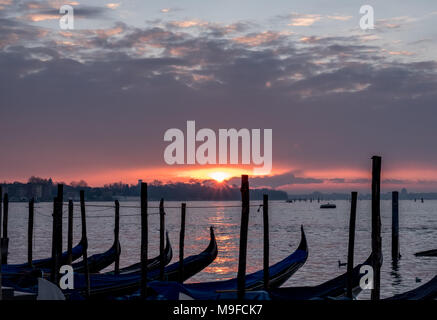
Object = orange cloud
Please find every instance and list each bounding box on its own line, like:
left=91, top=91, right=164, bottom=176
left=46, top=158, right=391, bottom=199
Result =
left=289, top=14, right=322, bottom=26
left=106, top=3, right=120, bottom=9
left=170, top=20, right=208, bottom=28
left=388, top=50, right=415, bottom=56
left=233, top=31, right=281, bottom=46
left=26, top=13, right=60, bottom=22
left=94, top=26, right=124, bottom=38
left=327, top=15, right=352, bottom=21
left=0, top=0, right=12, bottom=10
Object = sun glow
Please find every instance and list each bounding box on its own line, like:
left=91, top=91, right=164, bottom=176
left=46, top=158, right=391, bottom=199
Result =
left=209, top=171, right=230, bottom=182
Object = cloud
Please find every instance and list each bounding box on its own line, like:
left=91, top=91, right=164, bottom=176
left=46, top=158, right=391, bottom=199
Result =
left=21, top=4, right=110, bottom=22
left=26, top=13, right=59, bottom=22
left=169, top=20, right=208, bottom=28
left=1, top=16, right=437, bottom=186
left=228, top=172, right=324, bottom=188
left=376, top=16, right=417, bottom=31
left=232, top=31, right=282, bottom=47
left=0, top=0, right=12, bottom=10
left=106, top=3, right=120, bottom=10
left=327, top=15, right=352, bottom=21
left=387, top=50, right=415, bottom=56
left=288, top=13, right=322, bottom=26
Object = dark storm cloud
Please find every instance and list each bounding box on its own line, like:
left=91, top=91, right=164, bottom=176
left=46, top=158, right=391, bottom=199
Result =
left=1, top=15, right=437, bottom=185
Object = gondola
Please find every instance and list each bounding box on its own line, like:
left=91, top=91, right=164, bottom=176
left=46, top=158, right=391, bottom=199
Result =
left=2, top=238, right=85, bottom=272
left=415, top=249, right=437, bottom=257
left=144, top=226, right=308, bottom=300
left=2, top=227, right=216, bottom=299
left=1, top=233, right=173, bottom=291
left=105, top=231, right=173, bottom=275
left=320, top=203, right=336, bottom=209
left=385, top=276, right=437, bottom=300
left=53, top=227, right=217, bottom=299
left=72, top=240, right=121, bottom=273
left=269, top=254, right=373, bottom=300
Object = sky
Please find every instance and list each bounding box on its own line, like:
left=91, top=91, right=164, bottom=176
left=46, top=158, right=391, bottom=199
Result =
left=1, top=0, right=437, bottom=193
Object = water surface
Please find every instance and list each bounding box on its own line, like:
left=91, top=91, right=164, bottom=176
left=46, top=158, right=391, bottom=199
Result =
left=6, top=200, right=437, bottom=299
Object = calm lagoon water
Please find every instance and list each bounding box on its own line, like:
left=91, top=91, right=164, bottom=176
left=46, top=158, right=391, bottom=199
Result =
left=6, top=200, right=437, bottom=299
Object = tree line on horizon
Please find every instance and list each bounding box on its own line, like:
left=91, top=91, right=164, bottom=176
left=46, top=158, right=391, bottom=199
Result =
left=1, top=177, right=436, bottom=202
left=0, top=176, right=288, bottom=201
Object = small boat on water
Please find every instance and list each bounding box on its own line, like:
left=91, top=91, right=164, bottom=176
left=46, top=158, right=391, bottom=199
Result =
left=269, top=254, right=372, bottom=300
left=320, top=203, right=336, bottom=209
left=415, top=249, right=437, bottom=257
left=385, top=276, right=437, bottom=300
left=2, top=233, right=173, bottom=289
left=144, top=226, right=308, bottom=300
left=71, top=227, right=217, bottom=299
left=72, top=240, right=120, bottom=274
left=105, top=232, right=173, bottom=275
left=2, top=228, right=217, bottom=299
left=3, top=238, right=85, bottom=271
left=71, top=232, right=173, bottom=274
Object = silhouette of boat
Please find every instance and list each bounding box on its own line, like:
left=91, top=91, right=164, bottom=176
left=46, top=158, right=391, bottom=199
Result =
left=320, top=203, right=336, bottom=209
left=2, top=227, right=217, bottom=299
left=385, top=276, right=437, bottom=300
left=415, top=249, right=437, bottom=257
left=143, top=226, right=308, bottom=300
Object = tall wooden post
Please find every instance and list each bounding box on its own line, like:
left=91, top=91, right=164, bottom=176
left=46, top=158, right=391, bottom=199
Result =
left=237, top=175, right=250, bottom=299
left=179, top=203, right=186, bottom=283
left=56, top=185, right=63, bottom=259
left=1, top=193, right=8, bottom=264
left=371, top=156, right=382, bottom=301
left=28, top=198, right=35, bottom=266
left=159, top=198, right=165, bottom=281
left=114, top=200, right=120, bottom=275
left=67, top=200, right=74, bottom=265
left=80, top=190, right=90, bottom=298
left=0, top=186, right=3, bottom=300
left=346, top=191, right=358, bottom=298
left=140, top=183, right=148, bottom=299
left=263, top=194, right=269, bottom=290
left=50, top=197, right=60, bottom=283
left=392, top=191, right=400, bottom=261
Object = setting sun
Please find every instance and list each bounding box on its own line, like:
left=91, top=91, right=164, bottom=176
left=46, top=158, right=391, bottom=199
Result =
left=209, top=171, right=230, bottom=182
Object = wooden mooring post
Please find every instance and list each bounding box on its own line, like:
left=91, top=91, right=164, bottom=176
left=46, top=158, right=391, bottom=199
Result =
left=80, top=190, right=90, bottom=298
left=263, top=194, right=269, bottom=290
left=371, top=156, right=382, bottom=301
left=159, top=198, right=165, bottom=281
left=114, top=200, right=120, bottom=275
left=57, top=185, right=63, bottom=258
left=1, top=193, right=9, bottom=264
left=50, top=197, right=56, bottom=281
left=346, top=191, right=358, bottom=299
left=28, top=198, right=35, bottom=266
left=179, top=203, right=186, bottom=283
left=50, top=196, right=61, bottom=284
left=140, top=182, right=148, bottom=299
left=237, top=175, right=250, bottom=299
left=0, top=186, right=3, bottom=301
left=392, top=191, right=400, bottom=262
left=67, top=200, right=73, bottom=265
